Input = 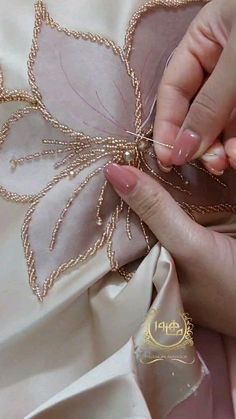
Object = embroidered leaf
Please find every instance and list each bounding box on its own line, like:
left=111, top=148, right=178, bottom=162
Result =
left=127, top=2, right=203, bottom=127
left=30, top=6, right=139, bottom=139
left=22, top=157, right=121, bottom=298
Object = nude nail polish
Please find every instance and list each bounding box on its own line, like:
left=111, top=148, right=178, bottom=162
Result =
left=157, top=160, right=173, bottom=173
left=104, top=163, right=138, bottom=194
left=207, top=167, right=224, bottom=176
left=172, top=129, right=201, bottom=166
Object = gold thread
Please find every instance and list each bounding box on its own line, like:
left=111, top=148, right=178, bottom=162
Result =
left=22, top=162, right=118, bottom=300
left=0, top=90, right=37, bottom=106
left=50, top=166, right=106, bottom=250
left=180, top=202, right=236, bottom=218
left=126, top=130, right=174, bottom=150
left=140, top=219, right=151, bottom=253
left=96, top=180, right=108, bottom=226
left=28, top=1, right=143, bottom=138
left=106, top=199, right=124, bottom=272
left=118, top=266, right=133, bottom=282
left=189, top=162, right=228, bottom=189
left=0, top=106, right=89, bottom=203
left=0, top=107, right=40, bottom=203
left=126, top=206, right=132, bottom=240
left=124, top=0, right=207, bottom=58
left=173, top=167, right=190, bottom=186
left=140, top=152, right=191, bottom=194
left=0, top=0, right=234, bottom=301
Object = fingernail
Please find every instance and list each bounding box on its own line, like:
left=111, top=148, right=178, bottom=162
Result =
left=202, top=153, right=219, bottom=161
left=202, top=149, right=224, bottom=162
left=207, top=167, right=224, bottom=176
left=157, top=160, right=173, bottom=173
left=172, top=129, right=201, bottom=165
left=104, top=163, right=138, bottom=194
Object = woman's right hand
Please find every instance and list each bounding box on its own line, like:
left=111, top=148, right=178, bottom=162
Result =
left=153, top=0, right=236, bottom=175
left=105, top=163, right=236, bottom=337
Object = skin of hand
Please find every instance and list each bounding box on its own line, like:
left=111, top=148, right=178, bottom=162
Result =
left=154, top=0, right=236, bottom=175
left=105, top=163, right=236, bottom=338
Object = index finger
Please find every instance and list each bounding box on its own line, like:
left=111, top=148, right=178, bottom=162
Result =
left=154, top=19, right=222, bottom=167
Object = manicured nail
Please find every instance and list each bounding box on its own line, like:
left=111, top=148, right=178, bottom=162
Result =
left=172, top=129, right=200, bottom=166
left=104, top=163, right=138, bottom=194
left=202, top=148, right=224, bottom=162
left=202, top=153, right=220, bottom=161
left=207, top=167, right=224, bottom=176
left=157, top=159, right=173, bottom=173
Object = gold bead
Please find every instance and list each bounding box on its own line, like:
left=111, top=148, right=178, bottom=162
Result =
left=123, top=150, right=135, bottom=163
left=68, top=170, right=76, bottom=179
left=137, top=139, right=149, bottom=152
left=10, top=159, right=17, bottom=169
left=96, top=217, right=102, bottom=226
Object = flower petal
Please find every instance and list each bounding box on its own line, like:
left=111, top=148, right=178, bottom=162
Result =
left=22, top=157, right=120, bottom=299
left=126, top=1, right=203, bottom=127
left=0, top=107, right=80, bottom=200
left=143, top=150, right=236, bottom=216
left=30, top=1, right=139, bottom=139
left=21, top=145, right=236, bottom=300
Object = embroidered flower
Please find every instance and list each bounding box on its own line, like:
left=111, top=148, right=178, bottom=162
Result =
left=0, top=0, right=235, bottom=300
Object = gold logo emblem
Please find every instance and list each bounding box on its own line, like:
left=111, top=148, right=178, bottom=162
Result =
left=137, top=309, right=195, bottom=365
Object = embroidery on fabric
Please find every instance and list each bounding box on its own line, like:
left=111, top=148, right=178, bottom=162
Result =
left=0, top=67, right=36, bottom=106
left=124, top=0, right=209, bottom=57
left=0, top=0, right=235, bottom=301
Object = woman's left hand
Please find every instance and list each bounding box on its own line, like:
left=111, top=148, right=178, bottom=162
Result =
left=105, top=163, right=236, bottom=337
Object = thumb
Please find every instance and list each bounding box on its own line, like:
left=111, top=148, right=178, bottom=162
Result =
left=104, top=163, right=202, bottom=259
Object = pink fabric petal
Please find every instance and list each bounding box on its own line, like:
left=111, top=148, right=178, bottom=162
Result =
left=23, top=157, right=121, bottom=299
left=127, top=2, right=203, bottom=126
left=143, top=151, right=236, bottom=214
left=0, top=107, right=80, bottom=199
left=30, top=4, right=138, bottom=140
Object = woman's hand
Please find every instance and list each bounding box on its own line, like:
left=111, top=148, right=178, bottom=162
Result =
left=154, top=0, right=236, bottom=175
left=105, top=163, right=236, bottom=337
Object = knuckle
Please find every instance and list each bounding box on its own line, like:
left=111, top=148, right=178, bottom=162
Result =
left=162, top=80, right=192, bottom=101
left=190, top=91, right=217, bottom=123
left=136, top=190, right=164, bottom=222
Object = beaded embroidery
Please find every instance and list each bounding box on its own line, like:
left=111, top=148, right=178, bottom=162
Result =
left=0, top=0, right=236, bottom=301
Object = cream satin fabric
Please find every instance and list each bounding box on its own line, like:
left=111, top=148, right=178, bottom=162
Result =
left=0, top=1, right=236, bottom=419
left=0, top=0, right=146, bottom=90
